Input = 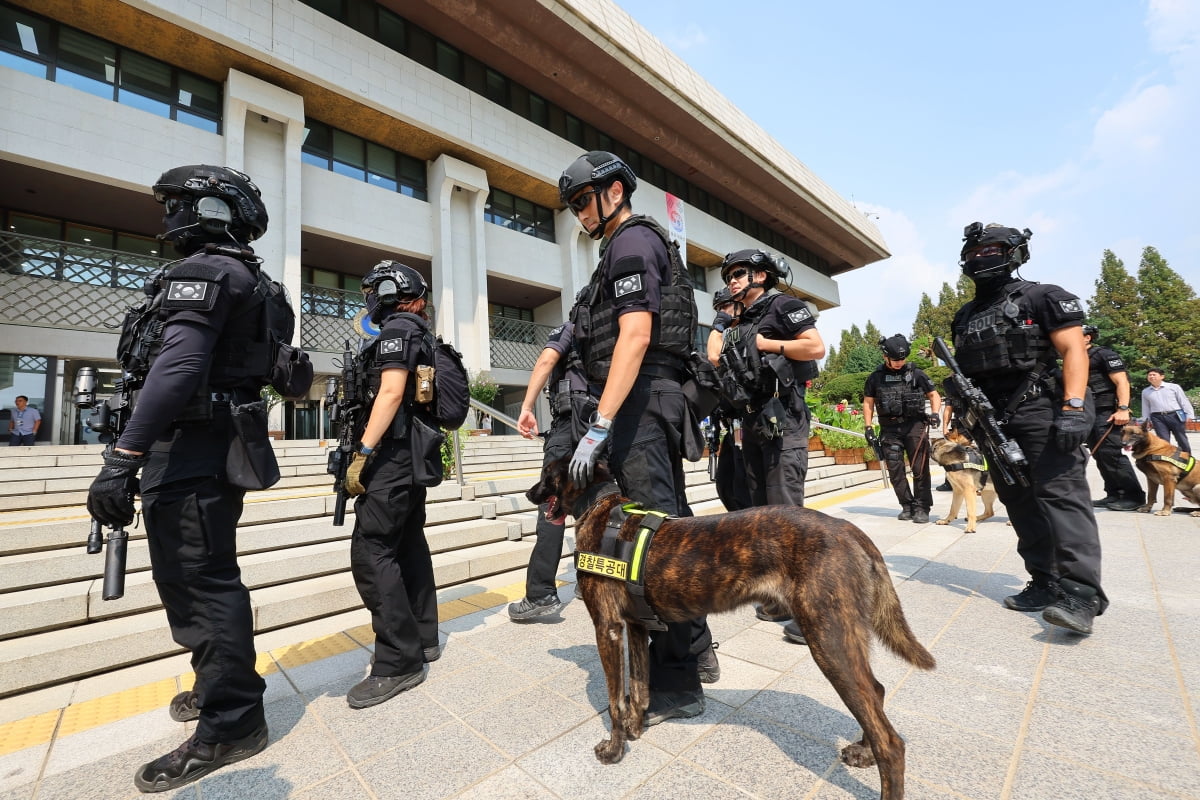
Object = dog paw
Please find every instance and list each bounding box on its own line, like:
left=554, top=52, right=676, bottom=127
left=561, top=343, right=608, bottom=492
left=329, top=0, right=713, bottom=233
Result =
left=935, top=519, right=950, bottom=526
left=840, top=741, right=876, bottom=768
left=1155, top=509, right=1172, bottom=516
left=1191, top=511, right=1200, bottom=517
left=594, top=738, right=625, bottom=764
left=964, top=526, right=976, bottom=533
left=1136, top=505, right=1153, bottom=513
left=978, top=513, right=994, bottom=521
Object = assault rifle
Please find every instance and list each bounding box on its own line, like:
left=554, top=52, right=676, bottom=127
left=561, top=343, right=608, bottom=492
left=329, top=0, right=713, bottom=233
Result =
left=933, top=337, right=1030, bottom=487
left=326, top=340, right=364, bottom=526
left=706, top=416, right=723, bottom=482
left=75, top=366, right=135, bottom=600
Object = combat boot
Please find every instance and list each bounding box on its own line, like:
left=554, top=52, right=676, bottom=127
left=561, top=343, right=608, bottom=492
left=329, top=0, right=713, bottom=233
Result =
left=1004, top=578, right=1059, bottom=612
left=1043, top=579, right=1100, bottom=634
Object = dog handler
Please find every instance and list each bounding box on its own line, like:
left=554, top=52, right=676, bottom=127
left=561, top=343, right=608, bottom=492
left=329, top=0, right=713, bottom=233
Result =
left=862, top=334, right=942, bottom=524
left=559, top=150, right=716, bottom=722
left=1082, top=325, right=1144, bottom=510
left=950, top=222, right=1106, bottom=634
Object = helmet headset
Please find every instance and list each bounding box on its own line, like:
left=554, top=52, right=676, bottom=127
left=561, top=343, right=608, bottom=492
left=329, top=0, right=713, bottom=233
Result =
left=719, top=249, right=790, bottom=304
left=879, top=334, right=911, bottom=361
left=153, top=165, right=268, bottom=255
left=558, top=151, right=637, bottom=240
left=362, top=260, right=429, bottom=324
left=959, top=221, right=1032, bottom=284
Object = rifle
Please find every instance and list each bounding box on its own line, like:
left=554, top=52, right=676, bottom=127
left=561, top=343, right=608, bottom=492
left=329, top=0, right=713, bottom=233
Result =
left=863, top=426, right=890, bottom=487
left=326, top=340, right=363, bottom=526
left=706, top=416, right=723, bottom=482
left=933, top=337, right=1030, bottom=487
left=75, top=367, right=134, bottom=600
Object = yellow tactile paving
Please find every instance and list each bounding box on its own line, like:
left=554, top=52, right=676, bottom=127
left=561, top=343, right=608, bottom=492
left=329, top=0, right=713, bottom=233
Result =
left=0, top=709, right=61, bottom=757
left=58, top=678, right=179, bottom=738
left=270, top=632, right=360, bottom=669
left=343, top=624, right=376, bottom=647
left=436, top=599, right=481, bottom=622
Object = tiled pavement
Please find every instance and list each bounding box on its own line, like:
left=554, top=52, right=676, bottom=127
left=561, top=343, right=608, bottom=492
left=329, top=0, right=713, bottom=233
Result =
left=1, top=470, right=1198, bottom=800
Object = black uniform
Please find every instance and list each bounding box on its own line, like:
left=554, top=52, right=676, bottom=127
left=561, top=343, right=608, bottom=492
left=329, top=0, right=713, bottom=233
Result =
left=864, top=364, right=936, bottom=513
left=525, top=322, right=594, bottom=600
left=571, top=216, right=709, bottom=693
left=711, top=413, right=752, bottom=512
left=351, top=310, right=440, bottom=678
left=1086, top=345, right=1145, bottom=504
left=951, top=279, right=1107, bottom=610
left=114, top=250, right=269, bottom=745
left=720, top=292, right=817, bottom=507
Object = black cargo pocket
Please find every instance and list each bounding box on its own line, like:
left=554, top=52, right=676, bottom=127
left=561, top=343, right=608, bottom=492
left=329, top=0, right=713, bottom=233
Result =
left=226, top=401, right=281, bottom=490
left=410, top=415, right=446, bottom=487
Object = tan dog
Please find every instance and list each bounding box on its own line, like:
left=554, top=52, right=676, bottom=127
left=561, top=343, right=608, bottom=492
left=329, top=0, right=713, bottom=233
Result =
left=527, top=458, right=935, bottom=800
left=930, top=429, right=997, bottom=533
left=1121, top=423, right=1200, bottom=516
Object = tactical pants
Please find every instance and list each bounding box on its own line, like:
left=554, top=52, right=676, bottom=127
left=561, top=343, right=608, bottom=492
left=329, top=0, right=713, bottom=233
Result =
left=524, top=415, right=576, bottom=600
left=741, top=406, right=810, bottom=507
left=715, top=432, right=752, bottom=512
left=608, top=375, right=709, bottom=692
left=351, top=450, right=439, bottom=677
left=142, top=477, right=265, bottom=744
left=1149, top=411, right=1191, bottom=452
left=993, top=395, right=1108, bottom=610
left=1089, top=410, right=1145, bottom=503
left=882, top=420, right=933, bottom=513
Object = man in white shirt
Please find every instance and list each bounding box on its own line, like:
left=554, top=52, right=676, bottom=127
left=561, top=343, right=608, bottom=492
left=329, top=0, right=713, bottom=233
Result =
left=1141, top=368, right=1194, bottom=455
left=8, top=396, right=41, bottom=446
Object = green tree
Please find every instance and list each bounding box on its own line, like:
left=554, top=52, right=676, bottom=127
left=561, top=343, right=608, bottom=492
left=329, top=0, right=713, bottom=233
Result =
left=1086, top=249, right=1143, bottom=372
left=1136, top=247, right=1200, bottom=387
left=911, top=293, right=936, bottom=340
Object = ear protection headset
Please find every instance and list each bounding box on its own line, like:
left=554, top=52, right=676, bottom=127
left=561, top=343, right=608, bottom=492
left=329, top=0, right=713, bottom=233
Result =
left=195, top=196, right=233, bottom=234
left=375, top=277, right=400, bottom=307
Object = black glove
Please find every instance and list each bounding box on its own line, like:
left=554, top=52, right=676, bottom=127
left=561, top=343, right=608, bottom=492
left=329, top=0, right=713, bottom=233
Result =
left=1053, top=411, right=1091, bottom=452
left=928, top=414, right=940, bottom=429
left=712, top=311, right=733, bottom=333
left=865, top=427, right=879, bottom=448
left=87, top=451, right=147, bottom=527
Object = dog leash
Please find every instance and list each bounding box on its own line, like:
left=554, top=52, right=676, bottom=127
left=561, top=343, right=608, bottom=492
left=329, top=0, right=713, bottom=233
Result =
left=1089, top=421, right=1115, bottom=452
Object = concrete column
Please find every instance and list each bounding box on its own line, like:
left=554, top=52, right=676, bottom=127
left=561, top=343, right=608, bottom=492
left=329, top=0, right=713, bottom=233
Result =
left=429, top=155, right=491, bottom=374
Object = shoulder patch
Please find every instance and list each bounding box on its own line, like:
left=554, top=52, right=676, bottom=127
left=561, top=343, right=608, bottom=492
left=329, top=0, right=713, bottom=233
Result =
left=787, top=306, right=813, bottom=325
left=1107, top=358, right=1124, bottom=369
left=379, top=338, right=404, bottom=356
left=614, top=273, right=644, bottom=298
left=167, top=281, right=209, bottom=302
left=1058, top=298, right=1082, bottom=314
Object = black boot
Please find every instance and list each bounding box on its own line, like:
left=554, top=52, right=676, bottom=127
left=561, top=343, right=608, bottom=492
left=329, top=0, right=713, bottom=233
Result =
left=1004, top=578, right=1059, bottom=612
left=1043, top=579, right=1100, bottom=634
left=134, top=724, right=268, bottom=792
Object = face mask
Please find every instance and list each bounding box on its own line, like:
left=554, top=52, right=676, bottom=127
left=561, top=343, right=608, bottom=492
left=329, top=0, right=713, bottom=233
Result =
left=364, top=291, right=383, bottom=323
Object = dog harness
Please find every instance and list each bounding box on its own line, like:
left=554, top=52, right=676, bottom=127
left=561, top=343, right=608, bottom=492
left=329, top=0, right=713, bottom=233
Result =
left=1141, top=449, right=1196, bottom=476
left=574, top=502, right=669, bottom=631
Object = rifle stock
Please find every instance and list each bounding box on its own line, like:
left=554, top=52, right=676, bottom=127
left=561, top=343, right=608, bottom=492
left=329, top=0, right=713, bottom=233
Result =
left=933, top=337, right=1031, bottom=487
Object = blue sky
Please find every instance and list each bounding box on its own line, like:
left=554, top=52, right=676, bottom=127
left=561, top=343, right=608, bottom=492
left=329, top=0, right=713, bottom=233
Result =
left=620, top=0, right=1198, bottom=348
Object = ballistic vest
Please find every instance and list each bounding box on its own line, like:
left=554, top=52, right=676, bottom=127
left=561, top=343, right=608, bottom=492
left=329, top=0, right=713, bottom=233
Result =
left=874, top=364, right=926, bottom=421
left=1086, top=346, right=1122, bottom=409
left=951, top=281, right=1054, bottom=381
left=716, top=291, right=817, bottom=413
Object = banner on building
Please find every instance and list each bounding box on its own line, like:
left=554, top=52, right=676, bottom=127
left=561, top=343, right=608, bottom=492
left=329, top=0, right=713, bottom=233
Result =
left=665, top=193, right=687, bottom=264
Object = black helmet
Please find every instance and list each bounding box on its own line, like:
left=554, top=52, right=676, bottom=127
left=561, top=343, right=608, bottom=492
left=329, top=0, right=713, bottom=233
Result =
left=880, top=334, right=911, bottom=360
left=362, top=260, right=427, bottom=323
left=959, top=221, right=1032, bottom=282
left=153, top=165, right=268, bottom=254
left=719, top=249, right=787, bottom=291
left=559, top=151, right=636, bottom=240
left=1082, top=324, right=1099, bottom=342
left=712, top=287, right=735, bottom=310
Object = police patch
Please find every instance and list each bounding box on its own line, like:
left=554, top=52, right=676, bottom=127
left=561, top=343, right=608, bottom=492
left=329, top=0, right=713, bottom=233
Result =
left=167, top=281, right=208, bottom=302
left=788, top=307, right=812, bottom=325
left=379, top=338, right=403, bottom=355
left=1107, top=358, right=1124, bottom=369
left=1058, top=299, right=1081, bottom=313
left=614, top=273, right=643, bottom=298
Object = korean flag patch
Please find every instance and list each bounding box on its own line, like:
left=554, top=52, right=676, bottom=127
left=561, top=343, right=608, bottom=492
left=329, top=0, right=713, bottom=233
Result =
left=1107, top=358, right=1124, bottom=369
left=379, top=338, right=404, bottom=356
left=787, top=307, right=813, bottom=325
left=614, top=273, right=644, bottom=299
left=167, top=281, right=208, bottom=302
left=1058, top=299, right=1081, bottom=313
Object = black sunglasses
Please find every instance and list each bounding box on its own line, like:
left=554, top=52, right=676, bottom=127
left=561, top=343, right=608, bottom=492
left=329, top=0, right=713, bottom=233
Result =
left=567, top=187, right=600, bottom=214
left=725, top=267, right=749, bottom=283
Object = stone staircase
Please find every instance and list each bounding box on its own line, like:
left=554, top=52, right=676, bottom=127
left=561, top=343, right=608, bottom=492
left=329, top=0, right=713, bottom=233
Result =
left=0, top=435, right=880, bottom=698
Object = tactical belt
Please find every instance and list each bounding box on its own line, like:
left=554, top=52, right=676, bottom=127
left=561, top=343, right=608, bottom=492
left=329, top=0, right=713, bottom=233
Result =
left=639, top=364, right=684, bottom=383
left=573, top=502, right=669, bottom=631
left=1143, top=450, right=1195, bottom=476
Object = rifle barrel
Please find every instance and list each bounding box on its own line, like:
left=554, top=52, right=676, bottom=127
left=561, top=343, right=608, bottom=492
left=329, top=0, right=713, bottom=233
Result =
left=102, top=527, right=128, bottom=600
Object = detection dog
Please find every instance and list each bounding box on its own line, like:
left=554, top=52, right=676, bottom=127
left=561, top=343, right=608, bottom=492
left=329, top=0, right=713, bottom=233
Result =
left=930, top=429, right=997, bottom=533
left=527, top=458, right=935, bottom=800
left=1121, top=423, right=1200, bottom=516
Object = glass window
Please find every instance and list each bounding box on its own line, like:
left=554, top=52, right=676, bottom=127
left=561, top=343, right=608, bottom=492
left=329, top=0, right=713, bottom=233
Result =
left=528, top=92, right=548, bottom=128
left=407, top=24, right=436, bottom=70
left=484, top=68, right=507, bottom=106
left=462, top=55, right=485, bottom=95
left=0, top=5, right=50, bottom=77
left=399, top=155, right=427, bottom=199
left=302, top=120, right=332, bottom=157
left=302, top=0, right=345, bottom=18
left=117, top=49, right=172, bottom=118
left=377, top=9, right=405, bottom=52
left=435, top=41, right=461, bottom=82
left=565, top=113, right=584, bottom=146
left=56, top=27, right=116, bottom=100
left=331, top=129, right=365, bottom=180
left=177, top=72, right=221, bottom=119
left=366, top=142, right=397, bottom=191
left=116, top=233, right=162, bottom=258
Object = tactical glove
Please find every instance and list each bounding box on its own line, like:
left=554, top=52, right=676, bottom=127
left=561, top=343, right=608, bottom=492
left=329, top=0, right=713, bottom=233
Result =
left=928, top=414, right=941, bottom=429
left=865, top=427, right=879, bottom=448
left=569, top=422, right=610, bottom=483
left=1053, top=411, right=1091, bottom=452
left=87, top=451, right=146, bottom=527
left=712, top=311, right=733, bottom=333
left=345, top=448, right=374, bottom=496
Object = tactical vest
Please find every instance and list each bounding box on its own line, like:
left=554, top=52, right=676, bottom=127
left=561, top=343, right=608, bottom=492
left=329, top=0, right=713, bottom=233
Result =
left=360, top=312, right=432, bottom=407
left=571, top=215, right=697, bottom=383
left=1086, top=347, right=1118, bottom=407
left=874, top=364, right=926, bottom=421
left=951, top=282, right=1054, bottom=380
left=716, top=291, right=816, bottom=413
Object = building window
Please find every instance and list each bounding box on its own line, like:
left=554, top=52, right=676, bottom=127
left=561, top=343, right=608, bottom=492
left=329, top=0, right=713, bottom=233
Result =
left=485, top=190, right=555, bottom=243
left=685, top=261, right=706, bottom=292
left=302, top=119, right=428, bottom=200
left=0, top=4, right=221, bottom=133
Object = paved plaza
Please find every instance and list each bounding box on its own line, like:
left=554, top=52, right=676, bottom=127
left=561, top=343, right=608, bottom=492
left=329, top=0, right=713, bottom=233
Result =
left=1, top=467, right=1197, bottom=800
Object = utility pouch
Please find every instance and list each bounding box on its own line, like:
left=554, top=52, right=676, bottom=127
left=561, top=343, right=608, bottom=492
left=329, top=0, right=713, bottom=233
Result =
left=410, top=415, right=446, bottom=488
left=226, top=400, right=281, bottom=490
left=752, top=396, right=787, bottom=441
left=415, top=365, right=435, bottom=404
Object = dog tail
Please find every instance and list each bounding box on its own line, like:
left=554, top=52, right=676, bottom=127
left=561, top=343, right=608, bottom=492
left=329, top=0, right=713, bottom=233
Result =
left=870, top=561, right=936, bottom=670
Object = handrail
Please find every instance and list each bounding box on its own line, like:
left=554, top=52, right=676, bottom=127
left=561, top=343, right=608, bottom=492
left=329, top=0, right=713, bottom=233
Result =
left=448, top=398, right=523, bottom=486
left=811, top=422, right=888, bottom=488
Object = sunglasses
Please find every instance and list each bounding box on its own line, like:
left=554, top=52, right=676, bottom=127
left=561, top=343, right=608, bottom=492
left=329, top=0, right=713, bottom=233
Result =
left=725, top=267, right=749, bottom=283
left=566, top=187, right=600, bottom=215
left=164, top=197, right=188, bottom=214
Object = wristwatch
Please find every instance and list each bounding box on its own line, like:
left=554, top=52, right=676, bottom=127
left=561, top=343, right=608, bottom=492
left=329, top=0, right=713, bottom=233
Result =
left=591, top=413, right=614, bottom=431
left=1117, top=404, right=1130, bottom=411
left=1064, top=397, right=1085, bottom=410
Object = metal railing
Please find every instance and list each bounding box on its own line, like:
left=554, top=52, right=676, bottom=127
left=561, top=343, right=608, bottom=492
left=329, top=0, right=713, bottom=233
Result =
left=812, top=421, right=888, bottom=487
left=489, top=316, right=554, bottom=371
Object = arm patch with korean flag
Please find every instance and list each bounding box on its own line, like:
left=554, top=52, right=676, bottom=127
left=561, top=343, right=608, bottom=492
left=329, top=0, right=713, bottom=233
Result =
left=777, top=297, right=817, bottom=336
left=161, top=280, right=219, bottom=311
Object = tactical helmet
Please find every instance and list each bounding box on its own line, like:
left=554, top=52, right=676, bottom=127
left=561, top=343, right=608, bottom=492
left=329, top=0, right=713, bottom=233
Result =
left=719, top=249, right=786, bottom=291
left=959, top=221, right=1032, bottom=282
left=558, top=151, right=637, bottom=206
left=880, top=334, right=911, bottom=360
left=712, top=287, right=735, bottom=310
left=152, top=165, right=268, bottom=253
left=1082, top=324, right=1099, bottom=342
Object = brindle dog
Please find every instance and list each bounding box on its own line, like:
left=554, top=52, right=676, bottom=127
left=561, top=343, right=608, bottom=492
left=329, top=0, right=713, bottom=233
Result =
left=527, top=458, right=935, bottom=800
left=1121, top=422, right=1200, bottom=516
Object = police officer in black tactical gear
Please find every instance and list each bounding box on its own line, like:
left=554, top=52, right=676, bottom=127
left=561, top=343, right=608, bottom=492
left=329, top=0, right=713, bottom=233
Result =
left=1082, top=325, right=1145, bottom=511
left=342, top=260, right=446, bottom=709
left=509, top=310, right=593, bottom=620
left=559, top=150, right=718, bottom=721
left=951, top=222, right=1106, bottom=635
left=862, top=334, right=942, bottom=523
left=716, top=249, right=825, bottom=644
left=86, top=165, right=276, bottom=791
left=706, top=288, right=752, bottom=512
